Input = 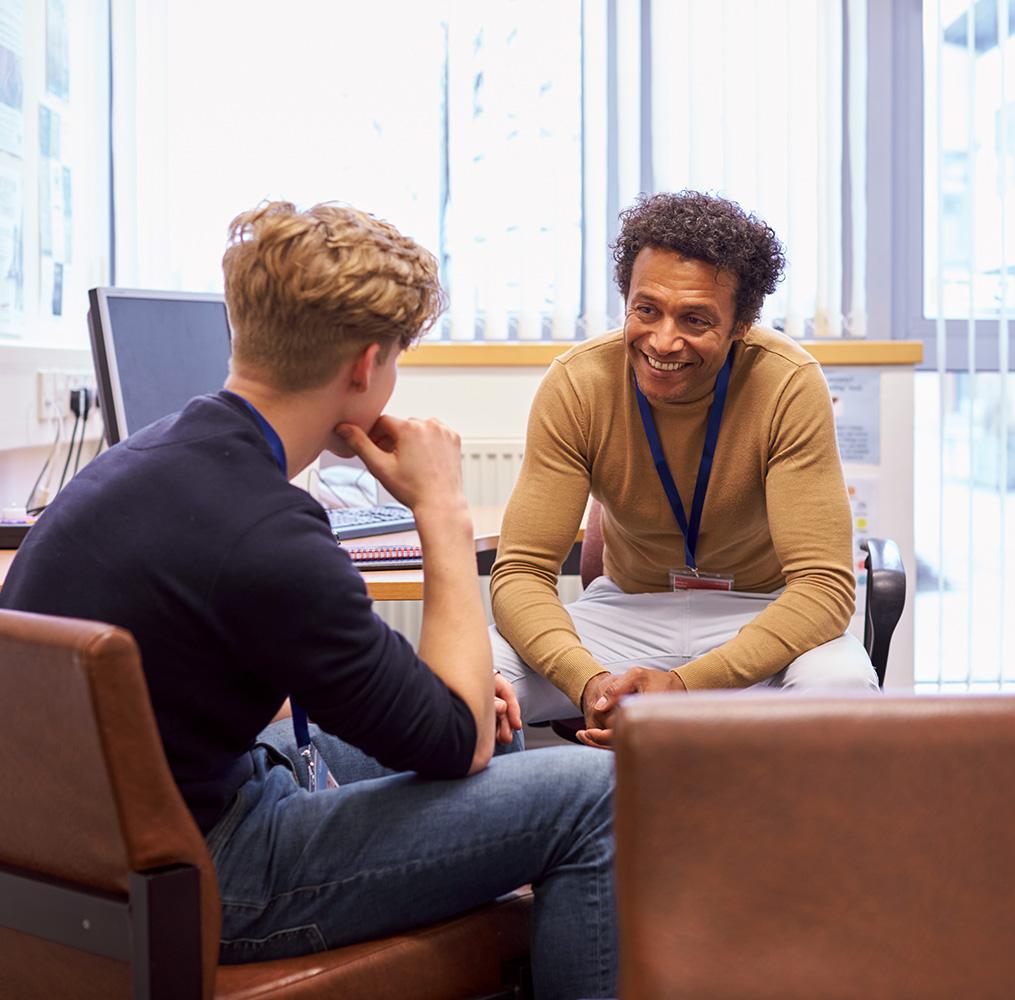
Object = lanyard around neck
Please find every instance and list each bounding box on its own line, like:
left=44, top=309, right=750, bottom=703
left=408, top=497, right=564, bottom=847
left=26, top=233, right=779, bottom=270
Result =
left=222, top=391, right=312, bottom=747
left=632, top=345, right=735, bottom=571
left=223, top=391, right=287, bottom=476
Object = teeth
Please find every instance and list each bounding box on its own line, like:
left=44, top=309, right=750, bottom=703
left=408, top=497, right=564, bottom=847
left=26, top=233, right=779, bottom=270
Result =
left=644, top=354, right=688, bottom=372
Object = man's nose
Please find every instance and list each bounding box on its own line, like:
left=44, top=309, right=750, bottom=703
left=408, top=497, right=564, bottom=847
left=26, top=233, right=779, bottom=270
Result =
left=648, top=319, right=685, bottom=356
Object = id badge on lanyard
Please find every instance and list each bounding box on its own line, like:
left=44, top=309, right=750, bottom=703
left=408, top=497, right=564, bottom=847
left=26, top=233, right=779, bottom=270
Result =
left=669, top=568, right=733, bottom=591
left=292, top=705, right=339, bottom=792
left=633, top=346, right=736, bottom=593
left=224, top=390, right=340, bottom=792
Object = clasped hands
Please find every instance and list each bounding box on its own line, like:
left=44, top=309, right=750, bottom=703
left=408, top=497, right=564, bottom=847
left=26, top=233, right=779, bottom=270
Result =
left=576, top=667, right=687, bottom=750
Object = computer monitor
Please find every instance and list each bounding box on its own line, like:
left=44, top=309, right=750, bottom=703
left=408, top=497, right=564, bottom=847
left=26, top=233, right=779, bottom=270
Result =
left=87, top=287, right=232, bottom=445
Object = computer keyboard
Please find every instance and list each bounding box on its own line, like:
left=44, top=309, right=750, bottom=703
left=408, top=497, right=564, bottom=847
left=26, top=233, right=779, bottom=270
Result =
left=326, top=503, right=416, bottom=540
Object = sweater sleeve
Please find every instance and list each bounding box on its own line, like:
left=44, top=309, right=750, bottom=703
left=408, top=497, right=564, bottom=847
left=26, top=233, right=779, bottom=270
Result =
left=213, top=504, right=477, bottom=778
left=490, top=362, right=606, bottom=708
left=673, top=362, right=857, bottom=689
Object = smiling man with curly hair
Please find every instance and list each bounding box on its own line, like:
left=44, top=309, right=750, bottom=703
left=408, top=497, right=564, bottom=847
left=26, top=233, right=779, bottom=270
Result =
left=490, top=190, right=879, bottom=746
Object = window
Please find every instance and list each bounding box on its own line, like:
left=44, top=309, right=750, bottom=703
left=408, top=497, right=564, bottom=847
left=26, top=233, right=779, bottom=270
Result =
left=893, top=0, right=1014, bottom=690
left=894, top=0, right=1015, bottom=369
left=924, top=0, right=1015, bottom=323
left=113, top=0, right=583, bottom=340
left=114, top=0, right=857, bottom=342
left=913, top=370, right=1014, bottom=689
left=647, top=0, right=866, bottom=339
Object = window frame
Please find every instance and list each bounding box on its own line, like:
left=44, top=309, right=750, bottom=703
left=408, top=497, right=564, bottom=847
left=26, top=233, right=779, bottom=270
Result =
left=886, top=0, right=1015, bottom=371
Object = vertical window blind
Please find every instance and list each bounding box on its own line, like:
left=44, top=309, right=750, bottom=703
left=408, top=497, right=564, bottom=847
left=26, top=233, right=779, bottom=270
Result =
left=113, top=0, right=860, bottom=344
left=644, top=0, right=866, bottom=339
left=916, top=0, right=1014, bottom=689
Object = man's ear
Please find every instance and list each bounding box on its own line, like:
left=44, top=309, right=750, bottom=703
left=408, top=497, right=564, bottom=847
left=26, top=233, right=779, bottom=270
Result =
left=348, top=342, right=382, bottom=391
left=731, top=321, right=749, bottom=342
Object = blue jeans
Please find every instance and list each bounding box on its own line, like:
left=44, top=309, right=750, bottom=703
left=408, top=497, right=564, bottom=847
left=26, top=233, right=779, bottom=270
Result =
left=207, top=722, right=616, bottom=1000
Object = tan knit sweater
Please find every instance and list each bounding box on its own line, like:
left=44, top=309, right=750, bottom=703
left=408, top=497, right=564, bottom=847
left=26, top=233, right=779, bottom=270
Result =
left=490, top=327, right=856, bottom=708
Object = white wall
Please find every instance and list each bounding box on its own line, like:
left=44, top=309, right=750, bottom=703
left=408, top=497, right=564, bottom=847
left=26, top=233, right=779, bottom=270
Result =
left=0, top=343, right=101, bottom=507
left=389, top=366, right=544, bottom=440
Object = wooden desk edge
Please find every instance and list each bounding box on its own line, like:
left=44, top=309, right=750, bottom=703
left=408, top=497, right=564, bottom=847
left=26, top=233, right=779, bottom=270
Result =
left=0, top=511, right=582, bottom=604
left=363, top=521, right=584, bottom=601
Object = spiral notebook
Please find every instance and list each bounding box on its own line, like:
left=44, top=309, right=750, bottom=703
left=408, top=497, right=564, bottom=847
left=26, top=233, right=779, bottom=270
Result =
left=343, top=543, right=423, bottom=571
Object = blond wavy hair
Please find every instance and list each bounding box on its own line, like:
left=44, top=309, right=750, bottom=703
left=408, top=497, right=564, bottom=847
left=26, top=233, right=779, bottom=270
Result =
left=222, top=201, right=445, bottom=391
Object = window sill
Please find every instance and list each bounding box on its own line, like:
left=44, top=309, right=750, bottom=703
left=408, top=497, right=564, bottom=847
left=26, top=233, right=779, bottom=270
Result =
left=400, top=340, right=924, bottom=367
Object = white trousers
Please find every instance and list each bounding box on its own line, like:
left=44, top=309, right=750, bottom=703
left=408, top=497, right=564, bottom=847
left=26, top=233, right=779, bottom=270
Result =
left=491, top=576, right=880, bottom=723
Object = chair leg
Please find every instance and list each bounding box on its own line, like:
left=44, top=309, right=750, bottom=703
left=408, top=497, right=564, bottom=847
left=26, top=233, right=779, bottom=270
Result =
left=129, top=865, right=202, bottom=1000
left=471, top=956, right=533, bottom=999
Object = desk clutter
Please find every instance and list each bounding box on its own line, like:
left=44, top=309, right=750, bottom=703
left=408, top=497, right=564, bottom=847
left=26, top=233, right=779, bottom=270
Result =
left=342, top=543, right=423, bottom=571
left=0, top=508, right=37, bottom=549
left=326, top=502, right=416, bottom=540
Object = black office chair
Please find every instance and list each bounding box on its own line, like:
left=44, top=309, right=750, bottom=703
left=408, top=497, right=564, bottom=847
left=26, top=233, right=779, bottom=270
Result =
left=860, top=537, right=906, bottom=685
left=543, top=500, right=907, bottom=744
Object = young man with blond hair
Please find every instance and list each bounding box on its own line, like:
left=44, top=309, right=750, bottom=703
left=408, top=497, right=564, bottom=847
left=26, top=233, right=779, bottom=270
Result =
left=1, top=201, right=616, bottom=999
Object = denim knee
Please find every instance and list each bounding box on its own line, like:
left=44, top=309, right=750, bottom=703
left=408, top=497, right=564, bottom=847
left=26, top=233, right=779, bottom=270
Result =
left=527, top=746, right=614, bottom=851
left=572, top=747, right=614, bottom=825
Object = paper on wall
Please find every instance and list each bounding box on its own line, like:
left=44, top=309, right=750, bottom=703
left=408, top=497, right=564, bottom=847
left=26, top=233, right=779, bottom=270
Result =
left=0, top=155, right=22, bottom=335
left=0, top=0, right=24, bottom=158
left=38, top=103, right=70, bottom=315
left=825, top=368, right=881, bottom=464
left=45, top=0, right=68, bottom=102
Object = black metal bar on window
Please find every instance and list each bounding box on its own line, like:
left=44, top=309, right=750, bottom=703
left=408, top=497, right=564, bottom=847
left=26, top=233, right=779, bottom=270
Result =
left=580, top=0, right=588, bottom=329
left=866, top=0, right=894, bottom=341
left=605, top=0, right=621, bottom=322
left=107, top=0, right=116, bottom=287
left=842, top=0, right=854, bottom=323
left=639, top=0, right=653, bottom=197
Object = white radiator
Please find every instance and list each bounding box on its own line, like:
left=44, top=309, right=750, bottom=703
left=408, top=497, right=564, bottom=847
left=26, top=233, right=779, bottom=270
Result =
left=460, top=438, right=526, bottom=507
left=374, top=438, right=584, bottom=644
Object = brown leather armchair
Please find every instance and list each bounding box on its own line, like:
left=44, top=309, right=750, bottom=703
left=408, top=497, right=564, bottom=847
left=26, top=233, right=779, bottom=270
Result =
left=614, top=692, right=1015, bottom=999
left=0, top=609, right=531, bottom=999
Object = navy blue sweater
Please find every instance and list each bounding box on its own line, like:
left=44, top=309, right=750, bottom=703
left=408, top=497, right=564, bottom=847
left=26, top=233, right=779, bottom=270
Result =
left=0, top=393, right=476, bottom=832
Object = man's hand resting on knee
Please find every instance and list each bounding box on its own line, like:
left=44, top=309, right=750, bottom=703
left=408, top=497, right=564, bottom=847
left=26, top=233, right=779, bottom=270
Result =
left=577, top=667, right=687, bottom=750
left=494, top=673, right=522, bottom=745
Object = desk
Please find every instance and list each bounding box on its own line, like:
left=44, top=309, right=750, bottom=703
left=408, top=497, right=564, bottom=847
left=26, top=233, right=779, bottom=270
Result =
left=356, top=505, right=505, bottom=602
left=358, top=506, right=584, bottom=601
left=0, top=506, right=584, bottom=602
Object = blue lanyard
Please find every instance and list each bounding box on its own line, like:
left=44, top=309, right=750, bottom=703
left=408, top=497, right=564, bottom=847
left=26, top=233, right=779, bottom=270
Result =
left=222, top=391, right=311, bottom=748
left=632, top=345, right=735, bottom=571
left=223, top=390, right=287, bottom=476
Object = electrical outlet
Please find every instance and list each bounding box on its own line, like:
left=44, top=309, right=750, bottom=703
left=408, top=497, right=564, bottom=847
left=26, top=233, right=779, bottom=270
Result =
left=36, top=369, right=98, bottom=422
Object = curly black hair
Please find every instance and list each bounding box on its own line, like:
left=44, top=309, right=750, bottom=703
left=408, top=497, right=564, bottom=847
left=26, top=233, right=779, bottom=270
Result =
left=612, top=191, right=786, bottom=329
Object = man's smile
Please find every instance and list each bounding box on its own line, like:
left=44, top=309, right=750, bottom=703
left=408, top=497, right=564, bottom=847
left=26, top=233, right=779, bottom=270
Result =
left=641, top=350, right=692, bottom=372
